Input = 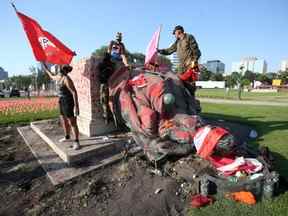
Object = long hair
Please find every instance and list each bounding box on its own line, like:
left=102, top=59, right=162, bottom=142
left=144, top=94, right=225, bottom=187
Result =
left=60, top=65, right=73, bottom=75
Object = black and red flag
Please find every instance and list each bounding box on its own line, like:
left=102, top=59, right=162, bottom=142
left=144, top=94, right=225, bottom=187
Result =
left=12, top=3, right=76, bottom=65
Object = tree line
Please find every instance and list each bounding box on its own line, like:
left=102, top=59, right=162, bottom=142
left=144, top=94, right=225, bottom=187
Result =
left=92, top=45, right=172, bottom=67
left=3, top=46, right=288, bottom=91
left=1, top=66, right=49, bottom=91
left=2, top=47, right=172, bottom=91
left=200, top=67, right=288, bottom=88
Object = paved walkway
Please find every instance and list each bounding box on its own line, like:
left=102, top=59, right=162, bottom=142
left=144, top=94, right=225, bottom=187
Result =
left=198, top=97, right=288, bottom=107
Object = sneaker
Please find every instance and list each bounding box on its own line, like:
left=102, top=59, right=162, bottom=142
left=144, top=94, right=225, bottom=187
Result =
left=59, top=137, right=71, bottom=143
left=72, top=141, right=81, bottom=150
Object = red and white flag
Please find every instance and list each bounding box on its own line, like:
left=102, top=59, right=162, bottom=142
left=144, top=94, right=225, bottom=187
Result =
left=144, top=26, right=161, bottom=65
left=14, top=5, right=76, bottom=65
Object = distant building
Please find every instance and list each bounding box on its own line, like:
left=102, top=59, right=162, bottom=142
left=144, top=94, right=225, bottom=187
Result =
left=169, top=53, right=180, bottom=71
left=231, top=57, right=267, bottom=74
left=204, top=60, right=225, bottom=74
left=0, top=67, right=8, bottom=80
left=280, top=60, right=288, bottom=72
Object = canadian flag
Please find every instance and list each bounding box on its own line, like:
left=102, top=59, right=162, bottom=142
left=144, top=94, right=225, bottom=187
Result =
left=194, top=126, right=229, bottom=159
left=144, top=26, right=161, bottom=66
left=14, top=7, right=76, bottom=65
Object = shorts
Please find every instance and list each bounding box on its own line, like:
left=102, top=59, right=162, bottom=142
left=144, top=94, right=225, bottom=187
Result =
left=59, top=97, right=75, bottom=118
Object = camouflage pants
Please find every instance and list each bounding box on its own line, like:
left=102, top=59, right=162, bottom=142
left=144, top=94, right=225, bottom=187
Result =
left=100, top=84, right=110, bottom=123
left=183, top=81, right=196, bottom=97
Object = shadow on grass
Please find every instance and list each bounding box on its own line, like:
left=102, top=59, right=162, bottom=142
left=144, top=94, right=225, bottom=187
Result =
left=202, top=112, right=288, bottom=140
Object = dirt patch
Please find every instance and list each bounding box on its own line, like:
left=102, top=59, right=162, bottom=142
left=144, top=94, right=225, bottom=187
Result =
left=0, top=120, right=252, bottom=216
left=0, top=126, right=188, bottom=216
left=0, top=125, right=53, bottom=216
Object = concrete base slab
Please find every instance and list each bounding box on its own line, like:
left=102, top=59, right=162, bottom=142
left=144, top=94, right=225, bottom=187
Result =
left=30, top=119, right=130, bottom=164
left=76, top=114, right=117, bottom=137
left=17, top=125, right=141, bottom=186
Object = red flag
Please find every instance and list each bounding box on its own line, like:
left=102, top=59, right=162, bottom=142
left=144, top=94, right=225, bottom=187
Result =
left=145, top=26, right=161, bottom=65
left=15, top=10, right=76, bottom=65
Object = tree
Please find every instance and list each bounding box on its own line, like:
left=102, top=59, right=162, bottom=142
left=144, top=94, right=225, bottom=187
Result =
left=92, top=46, right=143, bottom=64
left=243, top=70, right=256, bottom=82
left=242, top=78, right=251, bottom=87
left=230, top=72, right=241, bottom=86
left=237, top=66, right=247, bottom=100
left=266, top=72, right=277, bottom=81
left=225, top=75, right=234, bottom=88
left=225, top=73, right=242, bottom=88
left=230, top=70, right=244, bottom=100
left=9, top=75, right=33, bottom=90
left=92, top=46, right=108, bottom=58
left=210, top=73, right=224, bottom=81
left=255, top=73, right=271, bottom=84
left=199, top=68, right=212, bottom=81
left=92, top=46, right=171, bottom=68
left=278, top=70, right=288, bottom=84
left=29, top=66, right=38, bottom=91
left=128, top=52, right=145, bottom=64
left=37, top=67, right=50, bottom=89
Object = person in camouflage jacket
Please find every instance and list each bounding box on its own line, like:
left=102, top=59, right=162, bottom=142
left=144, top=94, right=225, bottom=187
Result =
left=158, top=25, right=201, bottom=96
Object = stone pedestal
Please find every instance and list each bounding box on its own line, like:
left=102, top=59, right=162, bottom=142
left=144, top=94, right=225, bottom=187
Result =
left=70, top=57, right=116, bottom=137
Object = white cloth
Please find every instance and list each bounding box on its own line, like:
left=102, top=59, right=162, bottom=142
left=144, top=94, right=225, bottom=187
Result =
left=217, top=157, right=246, bottom=172
left=193, top=126, right=211, bottom=151
left=217, top=157, right=263, bottom=174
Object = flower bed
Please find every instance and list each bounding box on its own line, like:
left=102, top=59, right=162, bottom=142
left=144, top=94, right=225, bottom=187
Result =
left=0, top=97, right=59, bottom=125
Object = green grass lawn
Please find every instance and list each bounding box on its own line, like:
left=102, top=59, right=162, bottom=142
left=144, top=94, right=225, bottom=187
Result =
left=196, top=89, right=288, bottom=103
left=0, top=109, right=59, bottom=125
left=188, top=103, right=288, bottom=216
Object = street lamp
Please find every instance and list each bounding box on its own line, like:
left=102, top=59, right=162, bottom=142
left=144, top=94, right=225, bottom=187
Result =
left=237, top=65, right=245, bottom=100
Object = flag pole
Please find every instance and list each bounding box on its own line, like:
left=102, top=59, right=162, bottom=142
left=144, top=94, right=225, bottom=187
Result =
left=10, top=1, right=17, bottom=12
left=157, top=24, right=162, bottom=50
left=154, top=24, right=162, bottom=71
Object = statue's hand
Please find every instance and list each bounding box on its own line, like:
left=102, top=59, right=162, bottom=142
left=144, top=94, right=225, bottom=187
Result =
left=191, top=61, right=198, bottom=69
